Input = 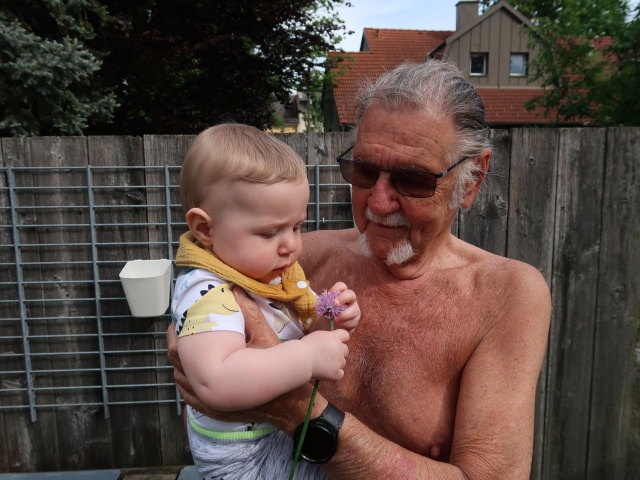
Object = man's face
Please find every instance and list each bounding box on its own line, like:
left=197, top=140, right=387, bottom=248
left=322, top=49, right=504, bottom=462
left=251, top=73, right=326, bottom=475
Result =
left=350, top=105, right=459, bottom=267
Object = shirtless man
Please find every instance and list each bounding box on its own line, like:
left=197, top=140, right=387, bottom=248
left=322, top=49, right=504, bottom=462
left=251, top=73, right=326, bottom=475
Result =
left=168, top=60, right=551, bottom=479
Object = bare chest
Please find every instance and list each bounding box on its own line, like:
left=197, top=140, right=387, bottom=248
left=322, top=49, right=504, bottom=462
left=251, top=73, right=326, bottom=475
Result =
left=320, top=280, right=485, bottom=458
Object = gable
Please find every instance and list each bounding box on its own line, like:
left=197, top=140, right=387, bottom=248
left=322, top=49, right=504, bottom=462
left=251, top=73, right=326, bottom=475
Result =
left=446, top=0, right=532, bottom=45
left=444, top=4, right=536, bottom=87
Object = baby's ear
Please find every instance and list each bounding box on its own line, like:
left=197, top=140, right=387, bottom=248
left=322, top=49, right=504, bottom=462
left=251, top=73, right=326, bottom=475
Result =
left=186, top=208, right=213, bottom=248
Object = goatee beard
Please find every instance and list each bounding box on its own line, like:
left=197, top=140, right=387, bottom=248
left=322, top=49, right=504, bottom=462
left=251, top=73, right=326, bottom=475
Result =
left=358, top=233, right=415, bottom=266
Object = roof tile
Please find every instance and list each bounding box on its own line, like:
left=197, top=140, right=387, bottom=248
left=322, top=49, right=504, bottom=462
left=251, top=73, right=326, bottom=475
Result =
left=328, top=29, right=452, bottom=124
left=478, top=88, right=553, bottom=124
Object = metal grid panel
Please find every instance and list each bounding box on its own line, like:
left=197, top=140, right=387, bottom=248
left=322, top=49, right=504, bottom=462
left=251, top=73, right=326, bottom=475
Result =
left=0, top=165, right=352, bottom=421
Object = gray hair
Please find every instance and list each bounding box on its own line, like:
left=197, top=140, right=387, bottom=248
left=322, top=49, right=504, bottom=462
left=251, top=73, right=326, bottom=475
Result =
left=355, top=60, right=491, bottom=208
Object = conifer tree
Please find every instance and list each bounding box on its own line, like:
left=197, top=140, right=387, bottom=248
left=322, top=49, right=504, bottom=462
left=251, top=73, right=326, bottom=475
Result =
left=0, top=0, right=117, bottom=136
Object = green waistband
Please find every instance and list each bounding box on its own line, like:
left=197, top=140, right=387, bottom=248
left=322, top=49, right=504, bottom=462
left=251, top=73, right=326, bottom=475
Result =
left=188, top=417, right=277, bottom=440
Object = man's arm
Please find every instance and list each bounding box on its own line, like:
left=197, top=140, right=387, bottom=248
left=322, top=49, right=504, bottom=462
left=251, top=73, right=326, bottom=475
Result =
left=448, top=261, right=551, bottom=478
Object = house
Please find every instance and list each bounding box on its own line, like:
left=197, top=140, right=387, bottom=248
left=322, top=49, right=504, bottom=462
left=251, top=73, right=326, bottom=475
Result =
left=269, top=93, right=316, bottom=133
left=323, top=0, right=554, bottom=131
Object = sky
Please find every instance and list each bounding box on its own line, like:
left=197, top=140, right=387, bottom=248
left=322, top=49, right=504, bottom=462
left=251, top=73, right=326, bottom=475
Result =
left=333, top=0, right=465, bottom=52
left=332, top=0, right=640, bottom=52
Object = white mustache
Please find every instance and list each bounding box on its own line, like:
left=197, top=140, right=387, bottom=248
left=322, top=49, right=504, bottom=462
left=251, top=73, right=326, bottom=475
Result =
left=365, top=208, right=410, bottom=227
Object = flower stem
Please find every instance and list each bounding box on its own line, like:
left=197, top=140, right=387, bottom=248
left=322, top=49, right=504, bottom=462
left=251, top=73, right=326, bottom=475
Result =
left=288, top=318, right=334, bottom=479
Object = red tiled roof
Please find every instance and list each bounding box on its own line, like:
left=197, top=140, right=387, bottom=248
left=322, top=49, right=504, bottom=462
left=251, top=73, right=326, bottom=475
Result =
left=478, top=88, right=552, bottom=124
left=328, top=29, right=452, bottom=125
left=328, top=28, right=555, bottom=126
left=363, top=28, right=451, bottom=64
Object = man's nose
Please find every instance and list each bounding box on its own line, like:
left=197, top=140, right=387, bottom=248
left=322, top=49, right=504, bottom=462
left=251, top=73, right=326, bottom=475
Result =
left=367, top=171, right=400, bottom=215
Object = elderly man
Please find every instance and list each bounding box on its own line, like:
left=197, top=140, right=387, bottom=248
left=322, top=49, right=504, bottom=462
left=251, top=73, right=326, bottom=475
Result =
left=168, top=60, right=550, bottom=479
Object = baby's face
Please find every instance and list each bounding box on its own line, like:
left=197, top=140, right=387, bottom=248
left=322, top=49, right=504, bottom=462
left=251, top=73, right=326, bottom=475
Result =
left=205, top=179, right=309, bottom=282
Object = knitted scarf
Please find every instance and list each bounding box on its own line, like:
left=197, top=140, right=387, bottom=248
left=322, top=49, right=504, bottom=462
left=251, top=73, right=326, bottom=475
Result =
left=175, top=232, right=317, bottom=325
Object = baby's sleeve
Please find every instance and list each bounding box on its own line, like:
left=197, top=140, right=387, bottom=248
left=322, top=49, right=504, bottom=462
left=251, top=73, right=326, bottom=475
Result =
left=173, top=272, right=244, bottom=338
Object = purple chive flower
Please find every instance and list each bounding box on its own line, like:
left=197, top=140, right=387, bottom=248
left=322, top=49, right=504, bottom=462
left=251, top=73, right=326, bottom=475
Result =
left=316, top=290, right=347, bottom=319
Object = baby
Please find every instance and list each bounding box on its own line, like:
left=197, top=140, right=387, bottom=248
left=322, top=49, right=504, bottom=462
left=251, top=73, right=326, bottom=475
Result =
left=171, top=123, right=360, bottom=479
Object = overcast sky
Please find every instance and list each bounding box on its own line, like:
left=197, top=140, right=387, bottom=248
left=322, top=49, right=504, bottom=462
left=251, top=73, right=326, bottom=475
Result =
left=332, top=0, right=640, bottom=52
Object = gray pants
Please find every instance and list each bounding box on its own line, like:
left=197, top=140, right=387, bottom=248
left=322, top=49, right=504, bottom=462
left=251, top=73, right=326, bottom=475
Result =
left=187, top=421, right=328, bottom=480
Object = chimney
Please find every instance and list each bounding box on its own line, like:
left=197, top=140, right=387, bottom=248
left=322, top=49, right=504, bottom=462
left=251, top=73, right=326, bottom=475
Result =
left=456, top=1, right=480, bottom=31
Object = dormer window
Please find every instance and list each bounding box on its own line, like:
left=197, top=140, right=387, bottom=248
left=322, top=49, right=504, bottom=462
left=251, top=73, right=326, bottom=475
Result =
left=510, top=53, right=528, bottom=76
left=470, top=53, right=488, bottom=76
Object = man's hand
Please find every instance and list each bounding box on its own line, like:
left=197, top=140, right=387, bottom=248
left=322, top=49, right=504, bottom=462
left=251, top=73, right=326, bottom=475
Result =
left=166, top=323, right=209, bottom=413
left=233, top=287, right=279, bottom=349
left=165, top=286, right=317, bottom=427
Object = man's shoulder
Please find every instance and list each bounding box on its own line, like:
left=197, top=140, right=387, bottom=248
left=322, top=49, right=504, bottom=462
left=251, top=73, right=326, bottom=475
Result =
left=472, top=251, right=551, bottom=327
left=304, top=227, right=359, bottom=241
left=457, top=239, right=542, bottom=279
left=457, top=240, right=550, bottom=302
left=488, top=254, right=548, bottom=291
left=302, top=228, right=359, bottom=254
left=300, top=228, right=361, bottom=277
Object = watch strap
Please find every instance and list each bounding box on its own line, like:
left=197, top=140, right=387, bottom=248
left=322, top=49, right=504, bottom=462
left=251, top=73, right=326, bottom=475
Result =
left=293, top=402, right=344, bottom=463
left=318, top=402, right=345, bottom=430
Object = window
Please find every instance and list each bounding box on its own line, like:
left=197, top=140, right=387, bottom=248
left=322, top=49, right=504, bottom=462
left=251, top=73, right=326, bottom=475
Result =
left=510, top=53, right=528, bottom=76
left=470, top=53, right=488, bottom=76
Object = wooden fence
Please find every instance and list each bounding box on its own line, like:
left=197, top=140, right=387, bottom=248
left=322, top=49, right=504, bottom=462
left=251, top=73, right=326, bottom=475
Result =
left=0, top=129, right=638, bottom=479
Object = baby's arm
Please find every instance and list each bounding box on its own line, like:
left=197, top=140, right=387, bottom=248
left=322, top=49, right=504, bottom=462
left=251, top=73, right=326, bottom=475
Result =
left=312, top=282, right=361, bottom=332
left=177, top=327, right=349, bottom=411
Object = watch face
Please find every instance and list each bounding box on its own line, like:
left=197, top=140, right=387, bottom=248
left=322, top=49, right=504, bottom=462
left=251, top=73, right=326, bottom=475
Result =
left=300, top=423, right=336, bottom=463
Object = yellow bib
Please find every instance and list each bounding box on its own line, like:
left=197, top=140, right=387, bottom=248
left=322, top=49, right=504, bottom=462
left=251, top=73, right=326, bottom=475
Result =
left=175, top=232, right=317, bottom=327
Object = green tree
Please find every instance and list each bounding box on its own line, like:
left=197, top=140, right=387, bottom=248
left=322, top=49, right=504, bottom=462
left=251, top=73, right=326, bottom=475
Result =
left=90, top=0, right=350, bottom=134
left=0, top=0, right=117, bottom=136
left=482, top=0, right=640, bottom=125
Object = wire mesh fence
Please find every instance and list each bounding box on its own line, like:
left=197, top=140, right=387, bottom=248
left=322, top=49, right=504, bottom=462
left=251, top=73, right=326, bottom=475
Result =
left=0, top=164, right=353, bottom=422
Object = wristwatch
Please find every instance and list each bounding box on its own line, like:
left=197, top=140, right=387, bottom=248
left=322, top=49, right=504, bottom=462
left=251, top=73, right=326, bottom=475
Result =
left=292, top=403, right=345, bottom=463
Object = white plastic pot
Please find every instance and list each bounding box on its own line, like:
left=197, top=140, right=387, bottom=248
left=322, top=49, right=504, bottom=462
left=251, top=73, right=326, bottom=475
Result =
left=119, top=259, right=173, bottom=317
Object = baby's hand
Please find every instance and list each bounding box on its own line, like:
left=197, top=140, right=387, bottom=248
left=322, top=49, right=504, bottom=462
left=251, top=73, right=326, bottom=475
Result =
left=301, top=329, right=349, bottom=381
left=326, top=282, right=361, bottom=332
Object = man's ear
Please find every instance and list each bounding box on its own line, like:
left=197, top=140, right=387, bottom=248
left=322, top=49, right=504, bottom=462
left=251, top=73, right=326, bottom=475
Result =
left=460, top=148, right=491, bottom=209
left=186, top=208, right=214, bottom=248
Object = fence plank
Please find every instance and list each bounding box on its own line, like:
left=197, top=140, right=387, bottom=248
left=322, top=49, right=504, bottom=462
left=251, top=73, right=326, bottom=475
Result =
left=306, top=132, right=353, bottom=231
left=1, top=137, right=92, bottom=470
left=273, top=132, right=307, bottom=160
left=506, top=128, right=559, bottom=480
left=30, top=137, right=111, bottom=470
left=0, top=138, right=44, bottom=472
left=143, top=134, right=195, bottom=466
left=587, top=127, right=640, bottom=479
left=458, top=128, right=511, bottom=255
left=544, top=128, right=606, bottom=478
left=87, top=135, right=167, bottom=468
left=0, top=138, right=16, bottom=471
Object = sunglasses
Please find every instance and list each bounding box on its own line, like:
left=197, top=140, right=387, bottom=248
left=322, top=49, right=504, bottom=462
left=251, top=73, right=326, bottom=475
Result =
left=336, top=146, right=470, bottom=198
